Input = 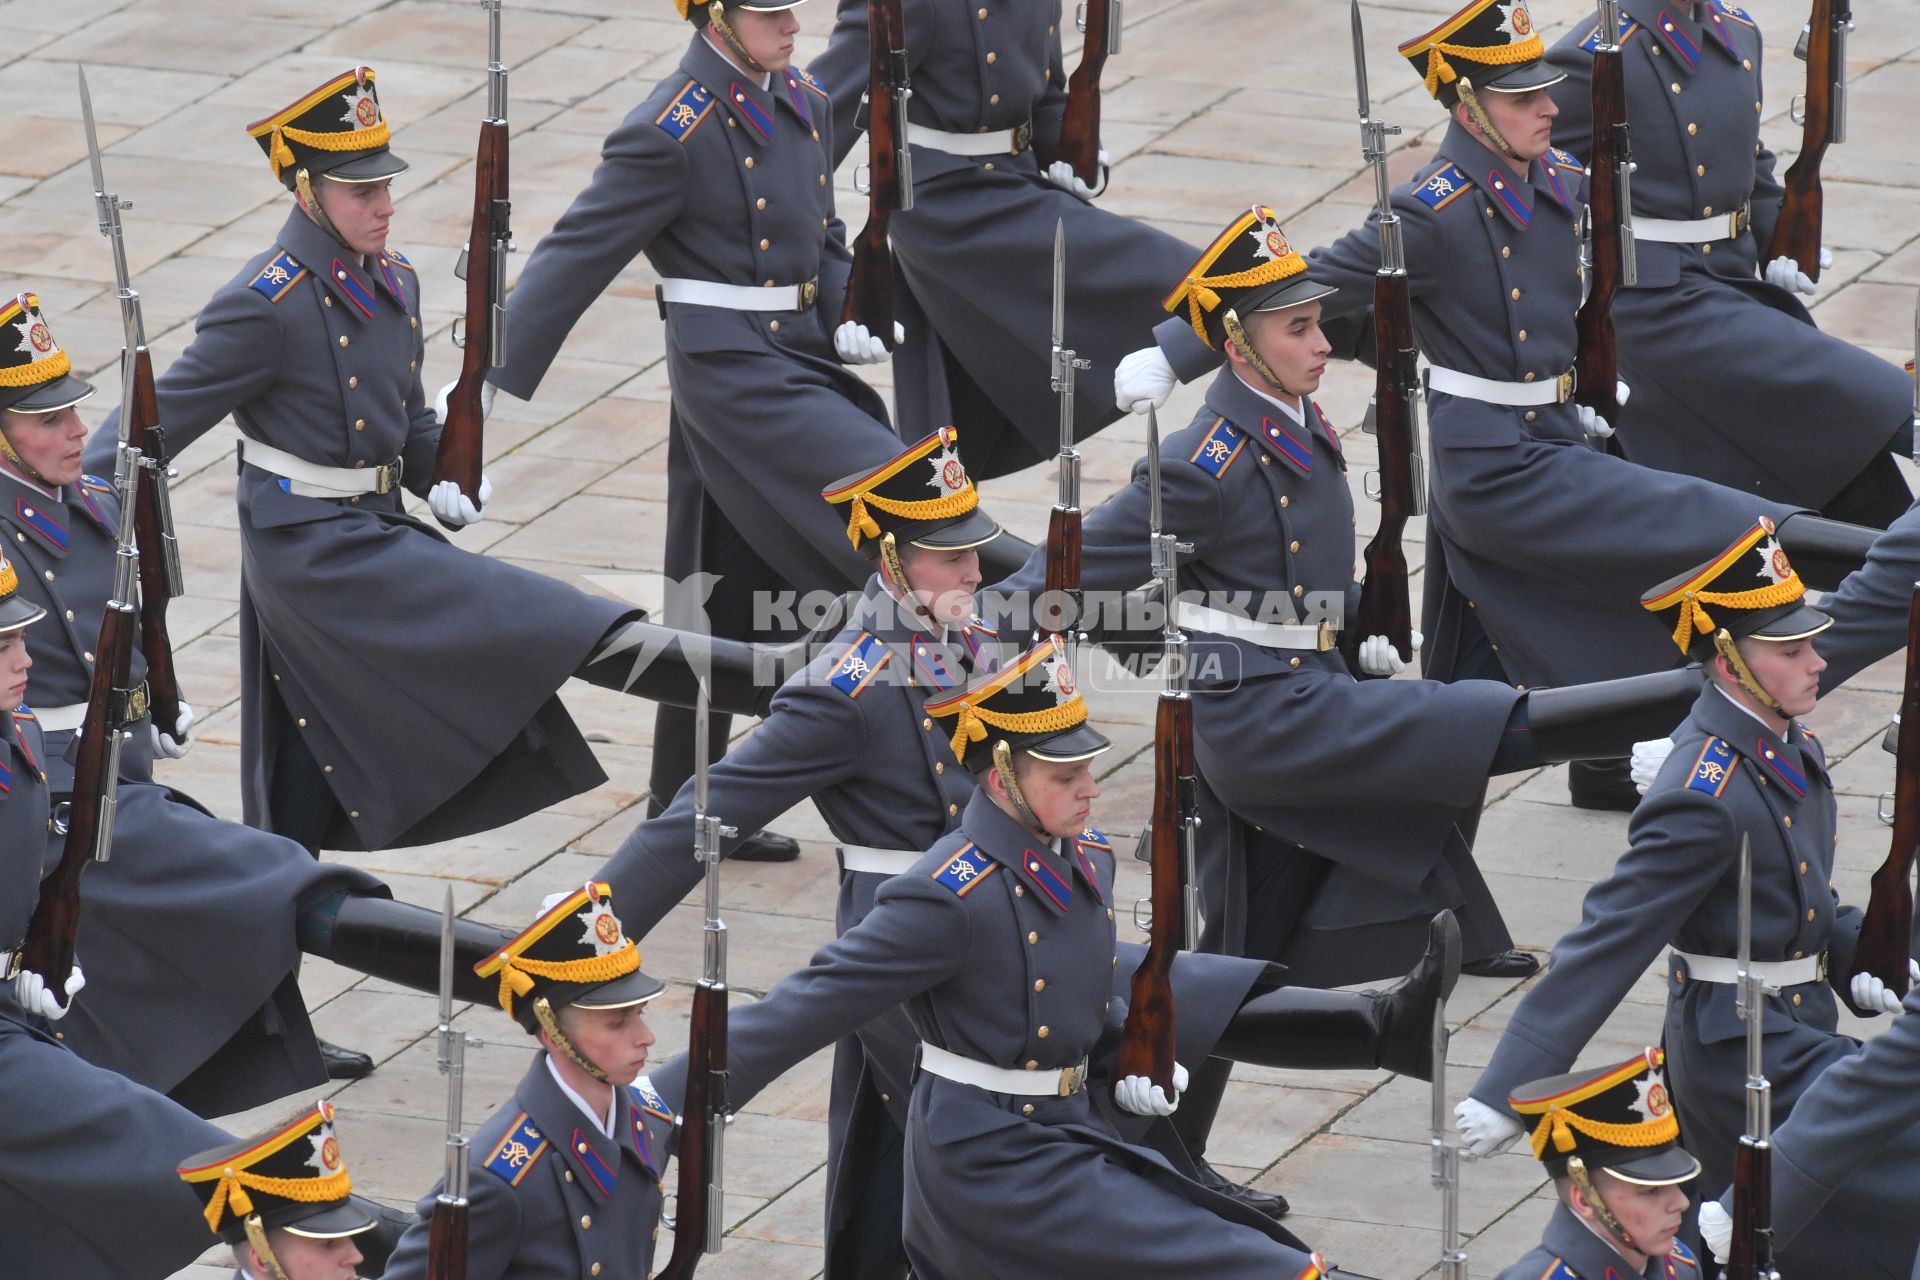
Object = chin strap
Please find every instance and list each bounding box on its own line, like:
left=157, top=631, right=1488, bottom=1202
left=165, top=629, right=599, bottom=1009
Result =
left=879, top=532, right=938, bottom=631
left=1456, top=78, right=1523, bottom=163
left=1220, top=309, right=1305, bottom=401
left=0, top=431, right=58, bottom=492
left=991, top=739, right=1047, bottom=835
left=293, top=168, right=351, bottom=252
left=1711, top=628, right=1784, bottom=713
left=243, top=1215, right=294, bottom=1280
left=534, top=995, right=610, bottom=1083
left=707, top=1, right=768, bottom=76
left=1566, top=1157, right=1647, bottom=1258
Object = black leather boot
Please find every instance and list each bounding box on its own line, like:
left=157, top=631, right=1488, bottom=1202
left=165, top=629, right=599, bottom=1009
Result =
left=1513, top=666, right=1701, bottom=765
left=1567, top=756, right=1640, bottom=811
left=1777, top=511, right=1878, bottom=591
left=319, top=1040, right=374, bottom=1080
left=314, top=895, right=511, bottom=1007
left=1169, top=1056, right=1290, bottom=1220
left=1214, top=912, right=1461, bottom=1081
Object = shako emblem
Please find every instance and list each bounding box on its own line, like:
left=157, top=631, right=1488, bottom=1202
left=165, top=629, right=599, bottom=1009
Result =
left=1497, top=0, right=1535, bottom=38
left=578, top=897, right=626, bottom=955
left=341, top=83, right=381, bottom=129
left=928, top=440, right=969, bottom=495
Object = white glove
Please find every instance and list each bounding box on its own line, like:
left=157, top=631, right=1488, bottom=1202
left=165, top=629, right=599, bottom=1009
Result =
left=150, top=700, right=196, bottom=760
left=1045, top=150, right=1109, bottom=200
left=1114, top=346, right=1177, bottom=415
left=1357, top=629, right=1424, bottom=677
left=1577, top=403, right=1613, bottom=440
left=434, top=378, right=496, bottom=427
left=833, top=320, right=904, bottom=366
left=1629, top=736, right=1674, bottom=795
left=1765, top=254, right=1817, bottom=296
left=428, top=475, right=493, bottom=530
left=1615, top=377, right=1631, bottom=409
left=14, top=961, right=85, bottom=1021
left=1453, top=1097, right=1524, bottom=1159
left=1820, top=246, right=1834, bottom=270
left=1849, top=960, right=1920, bottom=1015
left=1114, top=1060, right=1190, bottom=1117
left=1700, top=1199, right=1734, bottom=1264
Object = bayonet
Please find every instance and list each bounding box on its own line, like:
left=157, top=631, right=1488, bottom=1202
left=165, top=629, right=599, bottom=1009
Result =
left=1430, top=988, right=1466, bottom=1278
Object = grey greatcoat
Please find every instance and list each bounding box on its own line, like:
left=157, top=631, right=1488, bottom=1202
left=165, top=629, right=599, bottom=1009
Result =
left=650, top=789, right=1348, bottom=1280
left=811, top=0, right=1211, bottom=478
left=492, top=34, right=900, bottom=599
left=1808, top=497, right=1920, bottom=691
left=0, top=465, right=378, bottom=1112
left=113, top=206, right=621, bottom=850
left=0, top=708, right=236, bottom=1279
left=1545, top=0, right=1908, bottom=506
left=1300, top=120, right=1797, bottom=689
left=1712, top=978, right=1920, bottom=1276
left=995, top=367, right=1520, bottom=983
left=1498, top=1203, right=1703, bottom=1280
left=1469, top=685, right=1912, bottom=1277
left=381, top=1052, right=680, bottom=1280
left=602, top=575, right=987, bottom=1276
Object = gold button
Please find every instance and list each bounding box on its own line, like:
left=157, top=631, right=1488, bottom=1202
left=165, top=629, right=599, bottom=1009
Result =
left=1671, top=82, right=1682, bottom=94
left=1510, top=287, right=1521, bottom=300
left=1743, top=58, right=1752, bottom=69
left=1026, top=1059, right=1039, bottom=1070
left=1674, top=970, right=1684, bottom=984
left=1291, top=585, right=1304, bottom=598
left=1036, top=1025, right=1049, bottom=1038
left=758, top=238, right=771, bottom=251
left=1703, top=205, right=1713, bottom=217
left=1652, top=42, right=1662, bottom=54
left=769, top=320, right=781, bottom=333
left=1491, top=643, right=1500, bottom=653
left=744, top=156, right=755, bottom=169
left=727, top=115, right=736, bottom=127
left=354, top=418, right=366, bottom=431
left=1696, top=164, right=1707, bottom=177
left=43, top=569, right=52, bottom=581
left=949, top=803, right=959, bottom=816
left=1288, top=539, right=1300, bottom=553
left=1034, top=979, right=1046, bottom=992
left=354, top=459, right=366, bottom=468
left=63, top=610, right=72, bottom=621
left=324, top=295, right=334, bottom=307
left=1028, top=931, right=1039, bottom=944
left=1687, top=122, right=1698, bottom=135
left=977, top=5, right=987, bottom=14
left=1022, top=1103, right=1035, bottom=1115
left=1523, top=371, right=1536, bottom=382
left=1702, top=243, right=1713, bottom=255
left=324, top=765, right=333, bottom=774
left=986, top=50, right=997, bottom=63
left=1793, top=949, right=1805, bottom=959
left=1517, top=329, right=1528, bottom=342
left=349, top=495, right=361, bottom=504
left=410, top=360, right=417, bottom=372
left=338, top=335, right=349, bottom=348
left=581, top=1215, right=591, bottom=1230
left=1279, top=495, right=1289, bottom=508
left=592, top=1266, right=602, bottom=1277
left=989, top=93, right=1000, bottom=105
left=1014, top=884, right=1024, bottom=897
left=274, top=673, right=281, bottom=682
left=765, top=279, right=775, bottom=287
left=819, top=174, right=827, bottom=186
left=298, top=718, right=308, bottom=728
left=1792, top=993, right=1803, bottom=1007
left=1807, top=908, right=1817, bottom=922
left=1783, top=815, right=1793, bottom=829
left=881, top=1093, right=891, bottom=1103
left=566, top=1169, right=575, bottom=1182
left=83, top=650, right=94, bottom=663
left=410, top=316, right=418, bottom=329
left=983, top=162, right=995, bottom=170
left=756, top=197, right=767, bottom=210
left=348, top=375, right=359, bottom=389
left=1799, top=861, right=1809, bottom=874
left=1289, top=656, right=1301, bottom=669
left=1525, top=410, right=1538, bottom=422
left=1107, top=908, right=1114, bottom=920
left=1501, top=246, right=1511, bottom=259
left=812, top=129, right=820, bottom=141
left=350, top=810, right=360, bottom=818
left=935, top=762, right=945, bottom=775
left=1755, top=101, right=1761, bottom=113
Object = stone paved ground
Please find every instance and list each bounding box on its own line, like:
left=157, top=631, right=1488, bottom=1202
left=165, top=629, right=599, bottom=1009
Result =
left=4, top=0, right=1919, bottom=1273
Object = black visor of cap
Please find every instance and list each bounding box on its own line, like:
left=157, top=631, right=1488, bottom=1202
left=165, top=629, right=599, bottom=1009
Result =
left=1477, top=60, right=1568, bottom=92
left=1245, top=274, right=1338, bottom=316
left=907, top=507, right=1003, bottom=551
left=2, top=372, right=95, bottom=414
left=1024, top=722, right=1113, bottom=764
left=567, top=965, right=667, bottom=1010
left=280, top=1197, right=380, bottom=1239
left=1745, top=601, right=1834, bottom=643
left=1597, top=1143, right=1704, bottom=1187
left=314, top=149, right=411, bottom=184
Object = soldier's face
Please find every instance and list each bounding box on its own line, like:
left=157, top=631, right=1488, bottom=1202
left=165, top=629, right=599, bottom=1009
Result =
left=0, top=630, right=30, bottom=710
left=1472, top=86, right=1558, bottom=162
left=0, top=406, right=88, bottom=486
left=1576, top=1170, right=1688, bottom=1259
left=729, top=7, right=801, bottom=71
left=905, top=546, right=982, bottom=626
left=1011, top=755, right=1101, bottom=839
left=1736, top=635, right=1826, bottom=717
left=311, top=177, right=394, bottom=257
left=555, top=1001, right=658, bottom=1086
left=1232, top=302, right=1332, bottom=399
left=255, top=1230, right=363, bottom=1280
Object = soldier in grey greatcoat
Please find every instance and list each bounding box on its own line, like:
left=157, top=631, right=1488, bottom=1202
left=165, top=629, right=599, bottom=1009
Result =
left=105, top=68, right=718, bottom=858
left=809, top=0, right=1215, bottom=478
left=1460, top=518, right=1920, bottom=1277
left=1499, top=1050, right=1704, bottom=1280
left=1546, top=0, right=1914, bottom=529
left=484, top=0, right=984, bottom=860
left=0, top=556, right=239, bottom=1278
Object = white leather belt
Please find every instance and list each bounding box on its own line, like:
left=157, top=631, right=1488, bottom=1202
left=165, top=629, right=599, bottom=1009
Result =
left=655, top=277, right=819, bottom=312
left=918, top=1043, right=1088, bottom=1097
left=1672, top=949, right=1827, bottom=986
left=33, top=703, right=87, bottom=734
left=1427, top=364, right=1574, bottom=407
left=910, top=122, right=1033, bottom=157
left=241, top=438, right=402, bottom=499
left=838, top=845, right=920, bottom=876
left=1176, top=601, right=1336, bottom=653
left=1632, top=204, right=1751, bottom=244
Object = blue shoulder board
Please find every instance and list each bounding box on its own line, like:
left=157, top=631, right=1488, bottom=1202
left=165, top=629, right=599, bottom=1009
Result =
left=80, top=474, right=112, bottom=494
left=1188, top=417, right=1247, bottom=479
left=1076, top=827, right=1112, bottom=853
left=249, top=250, right=308, bottom=303
left=1668, top=1238, right=1697, bottom=1269
left=629, top=1079, right=675, bottom=1122
left=383, top=247, right=414, bottom=271
left=1412, top=163, right=1472, bottom=211
left=827, top=631, right=890, bottom=698
left=792, top=66, right=830, bottom=98
left=655, top=79, right=716, bottom=143
left=1548, top=147, right=1587, bottom=174
left=12, top=704, right=34, bottom=722
left=482, top=1113, right=549, bottom=1187
left=1686, top=736, right=1737, bottom=798
left=931, top=843, right=996, bottom=897
left=1713, top=0, right=1755, bottom=25
left=1542, top=1261, right=1580, bottom=1280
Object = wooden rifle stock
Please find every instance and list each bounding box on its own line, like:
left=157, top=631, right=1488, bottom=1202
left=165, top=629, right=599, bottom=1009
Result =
left=1114, top=696, right=1186, bottom=1088
left=842, top=0, right=905, bottom=347
left=1852, top=586, right=1920, bottom=995
left=1347, top=272, right=1417, bottom=669
left=1770, top=0, right=1841, bottom=281
left=1574, top=30, right=1631, bottom=459
left=425, top=1202, right=469, bottom=1280
left=1726, top=1136, right=1775, bottom=1280
left=1043, top=506, right=1082, bottom=623
left=1056, top=0, right=1113, bottom=184
left=434, top=120, right=507, bottom=501
left=657, top=980, right=726, bottom=1280
left=127, top=349, right=181, bottom=739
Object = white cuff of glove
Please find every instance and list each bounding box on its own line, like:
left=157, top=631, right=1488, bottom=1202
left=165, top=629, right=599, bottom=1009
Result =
left=1114, top=346, right=1177, bottom=414
left=1115, top=1061, right=1190, bottom=1116
left=1699, top=1199, right=1734, bottom=1264
left=1765, top=254, right=1818, bottom=296
left=15, top=960, right=85, bottom=1022
left=833, top=320, right=903, bottom=365
left=434, top=378, right=496, bottom=427
left=151, top=700, right=196, bottom=760
left=1629, top=736, right=1674, bottom=795
left=1849, top=960, right=1920, bottom=1015
left=428, top=474, right=493, bottom=530
left=1453, top=1097, right=1524, bottom=1159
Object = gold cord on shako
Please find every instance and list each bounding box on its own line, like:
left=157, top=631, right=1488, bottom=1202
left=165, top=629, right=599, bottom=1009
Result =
left=1395, top=0, right=1565, bottom=162
left=0, top=293, right=96, bottom=488
left=244, top=67, right=409, bottom=250
left=672, top=0, right=809, bottom=78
